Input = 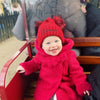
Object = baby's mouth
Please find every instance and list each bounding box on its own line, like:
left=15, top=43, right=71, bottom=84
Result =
left=50, top=47, right=58, bottom=53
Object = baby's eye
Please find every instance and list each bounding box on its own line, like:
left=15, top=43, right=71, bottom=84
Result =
left=55, top=40, right=58, bottom=42
left=46, top=42, right=50, bottom=44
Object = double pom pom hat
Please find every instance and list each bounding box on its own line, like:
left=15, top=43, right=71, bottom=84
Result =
left=37, top=17, right=65, bottom=47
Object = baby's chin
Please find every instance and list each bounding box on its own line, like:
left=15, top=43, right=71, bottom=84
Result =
left=49, top=51, right=60, bottom=56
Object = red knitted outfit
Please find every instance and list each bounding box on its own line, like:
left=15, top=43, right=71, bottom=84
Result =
left=20, top=38, right=92, bottom=100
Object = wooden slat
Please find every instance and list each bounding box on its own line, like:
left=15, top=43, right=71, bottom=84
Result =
left=24, top=87, right=35, bottom=97
left=24, top=97, right=33, bottom=100
left=77, top=56, right=100, bottom=64
left=24, top=80, right=37, bottom=97
left=30, top=81, right=37, bottom=88
left=31, top=37, right=100, bottom=47
left=72, top=37, right=100, bottom=47
left=84, top=72, right=91, bottom=74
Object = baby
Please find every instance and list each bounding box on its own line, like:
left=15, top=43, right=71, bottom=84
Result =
left=17, top=17, right=92, bottom=100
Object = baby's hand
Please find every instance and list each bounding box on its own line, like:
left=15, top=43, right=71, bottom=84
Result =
left=83, top=90, right=90, bottom=96
left=16, top=65, right=25, bottom=73
left=80, top=5, right=87, bottom=14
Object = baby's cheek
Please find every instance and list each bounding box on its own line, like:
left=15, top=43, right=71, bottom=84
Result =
left=44, top=48, right=49, bottom=54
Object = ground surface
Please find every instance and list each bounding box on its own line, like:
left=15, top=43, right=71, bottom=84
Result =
left=0, top=36, right=27, bottom=86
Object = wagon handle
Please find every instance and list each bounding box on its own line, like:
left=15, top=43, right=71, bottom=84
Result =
left=0, top=42, right=29, bottom=88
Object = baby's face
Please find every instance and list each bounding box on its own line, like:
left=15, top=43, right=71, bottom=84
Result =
left=42, top=36, right=62, bottom=56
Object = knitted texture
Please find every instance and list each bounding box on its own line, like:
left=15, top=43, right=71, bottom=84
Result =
left=37, top=18, right=64, bottom=47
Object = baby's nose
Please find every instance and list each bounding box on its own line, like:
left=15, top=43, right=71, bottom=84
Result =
left=51, top=44, right=56, bottom=47
left=51, top=45, right=57, bottom=49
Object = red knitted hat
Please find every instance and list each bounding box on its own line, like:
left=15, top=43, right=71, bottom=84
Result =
left=37, top=18, right=65, bottom=47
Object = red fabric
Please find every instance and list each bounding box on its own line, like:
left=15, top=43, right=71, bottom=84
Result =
left=37, top=18, right=64, bottom=47
left=20, top=38, right=92, bottom=100
left=53, top=16, right=66, bottom=31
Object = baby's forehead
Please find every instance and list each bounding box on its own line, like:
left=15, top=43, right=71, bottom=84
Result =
left=43, top=36, right=61, bottom=42
left=44, top=36, right=60, bottom=40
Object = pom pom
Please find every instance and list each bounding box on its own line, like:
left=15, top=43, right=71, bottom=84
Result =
left=53, top=16, right=66, bottom=31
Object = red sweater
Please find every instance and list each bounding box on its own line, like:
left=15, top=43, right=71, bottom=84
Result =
left=20, top=38, right=92, bottom=100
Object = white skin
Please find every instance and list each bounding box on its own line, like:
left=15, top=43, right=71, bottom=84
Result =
left=42, top=36, right=62, bottom=56
left=80, top=4, right=87, bottom=13
left=17, top=36, right=90, bottom=95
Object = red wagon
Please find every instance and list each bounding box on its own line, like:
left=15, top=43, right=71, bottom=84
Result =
left=0, top=0, right=100, bottom=100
